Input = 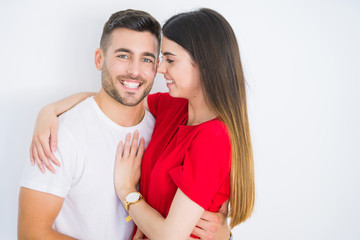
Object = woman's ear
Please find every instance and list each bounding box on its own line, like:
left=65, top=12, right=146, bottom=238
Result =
left=95, top=48, right=104, bottom=71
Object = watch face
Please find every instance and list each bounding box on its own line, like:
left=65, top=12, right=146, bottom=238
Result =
left=126, top=192, right=140, bottom=202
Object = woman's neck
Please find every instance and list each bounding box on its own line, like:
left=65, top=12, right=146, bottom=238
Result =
left=186, top=94, right=217, bottom=126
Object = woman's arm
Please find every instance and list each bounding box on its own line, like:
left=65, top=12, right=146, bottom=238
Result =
left=30, top=92, right=96, bottom=173
left=129, top=189, right=204, bottom=240
left=114, top=132, right=206, bottom=240
left=51, top=92, right=96, bottom=116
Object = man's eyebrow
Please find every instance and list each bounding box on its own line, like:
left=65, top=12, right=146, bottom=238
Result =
left=114, top=49, right=156, bottom=59
left=144, top=52, right=156, bottom=59
left=162, top=51, right=176, bottom=56
left=114, top=48, right=132, bottom=54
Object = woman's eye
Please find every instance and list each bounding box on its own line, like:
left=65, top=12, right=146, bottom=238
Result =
left=166, top=59, right=174, bottom=63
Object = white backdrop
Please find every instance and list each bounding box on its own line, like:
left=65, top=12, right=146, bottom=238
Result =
left=1, top=0, right=359, bottom=239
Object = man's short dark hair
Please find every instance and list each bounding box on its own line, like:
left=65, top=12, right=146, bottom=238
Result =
left=100, top=9, right=161, bottom=55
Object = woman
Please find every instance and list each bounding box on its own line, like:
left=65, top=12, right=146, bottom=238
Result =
left=31, top=8, right=254, bottom=239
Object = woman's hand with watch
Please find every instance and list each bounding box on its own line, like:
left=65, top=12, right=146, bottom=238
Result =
left=113, top=130, right=145, bottom=202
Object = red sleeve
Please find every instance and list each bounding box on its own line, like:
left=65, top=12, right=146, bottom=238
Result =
left=169, top=123, right=231, bottom=209
left=147, top=93, right=162, bottom=118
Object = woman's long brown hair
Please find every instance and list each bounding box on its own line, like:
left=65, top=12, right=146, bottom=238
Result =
left=163, top=8, right=255, bottom=228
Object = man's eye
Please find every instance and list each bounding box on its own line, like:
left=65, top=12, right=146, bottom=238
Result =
left=117, top=55, right=128, bottom=59
left=143, top=58, right=153, bottom=63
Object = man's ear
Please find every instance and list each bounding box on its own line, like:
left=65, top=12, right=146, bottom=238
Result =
left=95, top=48, right=104, bottom=71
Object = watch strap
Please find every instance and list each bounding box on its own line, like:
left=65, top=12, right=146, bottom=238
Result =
left=123, top=192, right=143, bottom=222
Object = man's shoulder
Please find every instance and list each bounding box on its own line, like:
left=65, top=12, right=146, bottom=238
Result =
left=58, top=97, right=94, bottom=128
left=57, top=97, right=97, bottom=143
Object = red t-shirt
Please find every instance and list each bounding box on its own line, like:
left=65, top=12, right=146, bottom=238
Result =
left=139, top=93, right=231, bottom=238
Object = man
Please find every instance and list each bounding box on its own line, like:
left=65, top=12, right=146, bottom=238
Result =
left=18, top=9, right=229, bottom=240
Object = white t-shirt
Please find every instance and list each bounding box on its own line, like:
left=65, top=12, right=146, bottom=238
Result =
left=21, top=97, right=155, bottom=240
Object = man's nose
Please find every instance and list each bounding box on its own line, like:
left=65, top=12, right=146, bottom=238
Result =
left=126, top=60, right=141, bottom=77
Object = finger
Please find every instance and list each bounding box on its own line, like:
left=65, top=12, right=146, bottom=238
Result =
left=133, top=228, right=144, bottom=239
left=42, top=136, right=60, bottom=168
left=134, top=138, right=145, bottom=172
left=136, top=137, right=145, bottom=158
left=123, top=133, right=132, bottom=158
left=43, top=147, right=60, bottom=169
left=190, top=226, right=208, bottom=239
left=33, top=146, right=45, bottom=173
left=135, top=137, right=145, bottom=165
left=130, top=130, right=139, bottom=158
left=34, top=140, right=56, bottom=173
left=188, top=237, right=203, bottom=240
left=50, top=126, right=58, bottom=153
left=197, top=220, right=217, bottom=235
left=30, top=141, right=35, bottom=165
left=200, top=211, right=220, bottom=224
left=115, top=141, right=124, bottom=164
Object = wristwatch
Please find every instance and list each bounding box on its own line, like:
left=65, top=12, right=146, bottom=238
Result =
left=123, top=192, right=143, bottom=212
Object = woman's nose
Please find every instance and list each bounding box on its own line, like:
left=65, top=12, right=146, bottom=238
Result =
left=157, top=59, right=166, bottom=74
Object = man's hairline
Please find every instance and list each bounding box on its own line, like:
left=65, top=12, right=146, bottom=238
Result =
left=101, top=27, right=161, bottom=58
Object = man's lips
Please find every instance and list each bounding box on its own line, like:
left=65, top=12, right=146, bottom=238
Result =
left=120, top=80, right=142, bottom=89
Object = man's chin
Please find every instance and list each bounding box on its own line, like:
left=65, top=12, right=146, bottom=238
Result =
left=116, top=94, right=145, bottom=107
left=120, top=100, right=143, bottom=107
left=111, top=85, right=150, bottom=107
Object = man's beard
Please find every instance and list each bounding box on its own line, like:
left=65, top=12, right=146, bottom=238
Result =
left=101, top=63, right=152, bottom=106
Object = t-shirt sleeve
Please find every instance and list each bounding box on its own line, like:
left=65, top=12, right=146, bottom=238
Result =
left=20, top=126, right=78, bottom=198
left=169, top=125, right=231, bottom=209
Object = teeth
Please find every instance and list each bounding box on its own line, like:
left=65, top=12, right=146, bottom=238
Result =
left=121, top=81, right=140, bottom=89
left=166, top=80, right=174, bottom=84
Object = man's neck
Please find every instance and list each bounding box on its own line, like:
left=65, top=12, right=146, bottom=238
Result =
left=94, top=88, right=145, bottom=127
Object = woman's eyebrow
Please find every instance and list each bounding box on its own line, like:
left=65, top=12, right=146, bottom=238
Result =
left=162, top=51, right=176, bottom=56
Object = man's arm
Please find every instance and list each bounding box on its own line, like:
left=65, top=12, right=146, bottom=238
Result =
left=18, top=187, right=75, bottom=240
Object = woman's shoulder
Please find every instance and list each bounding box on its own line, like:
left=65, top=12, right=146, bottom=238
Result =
left=148, top=92, right=187, bottom=106
left=147, top=92, right=188, bottom=118
left=181, top=119, right=231, bottom=153
left=197, top=118, right=229, bottom=139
